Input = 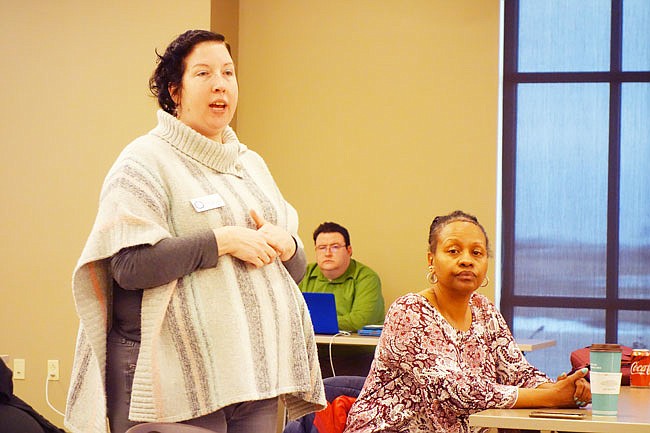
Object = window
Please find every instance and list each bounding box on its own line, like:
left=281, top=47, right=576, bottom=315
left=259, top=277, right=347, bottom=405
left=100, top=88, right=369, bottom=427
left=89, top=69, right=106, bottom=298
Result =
left=501, top=0, right=650, bottom=378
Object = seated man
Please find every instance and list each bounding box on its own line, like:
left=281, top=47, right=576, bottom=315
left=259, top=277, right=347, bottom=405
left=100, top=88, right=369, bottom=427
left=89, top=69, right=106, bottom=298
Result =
left=0, top=358, right=65, bottom=433
left=299, top=222, right=385, bottom=378
left=299, top=222, right=385, bottom=332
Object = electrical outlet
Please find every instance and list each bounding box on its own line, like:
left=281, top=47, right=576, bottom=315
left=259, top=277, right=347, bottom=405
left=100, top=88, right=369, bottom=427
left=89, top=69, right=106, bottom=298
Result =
left=13, top=358, right=25, bottom=380
left=47, top=359, right=60, bottom=381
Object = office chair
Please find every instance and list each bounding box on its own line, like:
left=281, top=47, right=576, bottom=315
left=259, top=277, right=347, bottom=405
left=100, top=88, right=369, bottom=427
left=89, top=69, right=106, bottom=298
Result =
left=283, top=375, right=367, bottom=433
left=125, top=422, right=215, bottom=433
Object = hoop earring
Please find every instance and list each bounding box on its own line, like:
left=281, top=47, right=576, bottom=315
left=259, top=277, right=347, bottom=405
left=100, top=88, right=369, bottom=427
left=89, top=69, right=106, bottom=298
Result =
left=426, top=265, right=438, bottom=285
left=480, top=276, right=489, bottom=287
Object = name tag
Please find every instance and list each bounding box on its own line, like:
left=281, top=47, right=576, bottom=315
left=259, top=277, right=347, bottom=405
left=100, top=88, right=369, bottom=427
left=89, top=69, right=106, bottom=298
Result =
left=190, top=193, right=225, bottom=212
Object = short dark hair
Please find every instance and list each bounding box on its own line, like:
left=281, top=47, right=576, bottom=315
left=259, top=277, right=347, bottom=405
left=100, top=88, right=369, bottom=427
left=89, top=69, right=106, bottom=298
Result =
left=313, top=222, right=350, bottom=246
left=149, top=30, right=231, bottom=115
left=427, top=210, right=491, bottom=256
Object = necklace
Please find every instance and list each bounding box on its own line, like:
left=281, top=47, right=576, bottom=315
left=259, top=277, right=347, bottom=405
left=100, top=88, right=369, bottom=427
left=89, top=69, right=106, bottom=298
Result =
left=430, top=286, right=440, bottom=308
left=430, top=285, right=471, bottom=331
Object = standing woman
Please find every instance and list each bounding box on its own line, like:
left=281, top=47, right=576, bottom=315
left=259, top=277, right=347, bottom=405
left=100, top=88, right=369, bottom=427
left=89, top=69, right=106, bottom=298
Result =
left=65, top=30, right=325, bottom=433
left=344, top=210, right=590, bottom=433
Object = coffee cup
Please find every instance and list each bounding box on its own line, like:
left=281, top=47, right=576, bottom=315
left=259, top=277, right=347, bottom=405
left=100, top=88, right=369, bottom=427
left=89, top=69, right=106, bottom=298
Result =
left=590, top=343, right=622, bottom=416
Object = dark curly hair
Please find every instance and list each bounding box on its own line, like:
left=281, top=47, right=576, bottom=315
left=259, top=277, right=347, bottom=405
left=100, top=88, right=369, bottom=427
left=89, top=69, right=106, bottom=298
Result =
left=149, top=30, right=231, bottom=115
left=427, top=210, right=491, bottom=257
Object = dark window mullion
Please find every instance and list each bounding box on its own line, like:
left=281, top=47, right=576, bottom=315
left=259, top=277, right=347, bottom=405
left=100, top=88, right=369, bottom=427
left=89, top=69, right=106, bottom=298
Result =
left=511, top=296, right=612, bottom=309
left=605, top=0, right=623, bottom=343
left=500, top=0, right=520, bottom=325
left=618, top=299, right=650, bottom=310
left=510, top=296, right=650, bottom=311
left=506, top=71, right=650, bottom=83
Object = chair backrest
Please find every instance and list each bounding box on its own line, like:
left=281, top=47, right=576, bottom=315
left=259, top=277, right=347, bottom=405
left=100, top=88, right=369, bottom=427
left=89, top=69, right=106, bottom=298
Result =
left=322, top=375, right=366, bottom=401
left=282, top=375, right=367, bottom=433
left=125, top=422, right=215, bottom=433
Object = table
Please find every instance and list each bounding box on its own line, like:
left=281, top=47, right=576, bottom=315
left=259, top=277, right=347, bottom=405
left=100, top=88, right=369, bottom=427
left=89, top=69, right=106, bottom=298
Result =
left=469, top=386, right=650, bottom=433
left=314, top=333, right=380, bottom=346
left=516, top=338, right=556, bottom=352
left=314, top=334, right=556, bottom=352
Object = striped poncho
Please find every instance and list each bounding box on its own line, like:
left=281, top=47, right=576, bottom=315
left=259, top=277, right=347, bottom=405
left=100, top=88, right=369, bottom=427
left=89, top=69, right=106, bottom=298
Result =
left=65, top=110, right=326, bottom=433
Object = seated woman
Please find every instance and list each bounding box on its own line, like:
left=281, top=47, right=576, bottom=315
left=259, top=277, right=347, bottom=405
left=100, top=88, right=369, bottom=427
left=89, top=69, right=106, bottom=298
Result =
left=343, top=210, right=591, bottom=433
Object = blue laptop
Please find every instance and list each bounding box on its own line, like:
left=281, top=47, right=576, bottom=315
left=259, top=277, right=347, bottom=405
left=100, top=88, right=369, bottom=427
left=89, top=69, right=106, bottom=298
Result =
left=302, top=292, right=340, bottom=335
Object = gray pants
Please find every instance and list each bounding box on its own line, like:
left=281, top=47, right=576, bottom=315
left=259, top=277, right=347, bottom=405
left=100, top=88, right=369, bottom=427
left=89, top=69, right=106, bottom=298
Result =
left=106, top=331, right=278, bottom=433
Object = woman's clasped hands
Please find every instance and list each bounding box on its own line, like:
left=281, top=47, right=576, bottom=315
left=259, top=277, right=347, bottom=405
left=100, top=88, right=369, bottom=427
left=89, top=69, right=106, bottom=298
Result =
left=537, top=368, right=592, bottom=408
left=554, top=368, right=592, bottom=408
left=213, top=209, right=296, bottom=267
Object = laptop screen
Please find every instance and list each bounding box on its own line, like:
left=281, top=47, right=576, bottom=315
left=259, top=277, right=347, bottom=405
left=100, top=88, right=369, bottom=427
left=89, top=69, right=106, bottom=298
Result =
left=302, top=292, right=340, bottom=335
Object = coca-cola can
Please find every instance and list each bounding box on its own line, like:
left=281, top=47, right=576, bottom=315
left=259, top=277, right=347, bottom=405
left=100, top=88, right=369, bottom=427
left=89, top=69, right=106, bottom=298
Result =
left=630, top=348, right=650, bottom=387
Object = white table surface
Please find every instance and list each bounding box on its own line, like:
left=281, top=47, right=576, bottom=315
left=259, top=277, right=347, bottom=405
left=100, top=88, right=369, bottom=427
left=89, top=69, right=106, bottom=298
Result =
left=314, top=334, right=556, bottom=352
left=469, top=386, right=650, bottom=433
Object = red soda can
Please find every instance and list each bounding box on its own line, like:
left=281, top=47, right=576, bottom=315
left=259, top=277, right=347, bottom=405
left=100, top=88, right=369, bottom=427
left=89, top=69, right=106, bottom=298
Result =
left=630, top=349, right=650, bottom=387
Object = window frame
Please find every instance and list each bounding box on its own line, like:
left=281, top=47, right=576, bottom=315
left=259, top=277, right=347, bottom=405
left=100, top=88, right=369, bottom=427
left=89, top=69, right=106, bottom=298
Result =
left=500, top=0, right=650, bottom=342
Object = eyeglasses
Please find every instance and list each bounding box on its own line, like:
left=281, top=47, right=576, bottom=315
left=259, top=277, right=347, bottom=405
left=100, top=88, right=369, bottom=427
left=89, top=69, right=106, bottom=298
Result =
left=315, top=244, right=346, bottom=253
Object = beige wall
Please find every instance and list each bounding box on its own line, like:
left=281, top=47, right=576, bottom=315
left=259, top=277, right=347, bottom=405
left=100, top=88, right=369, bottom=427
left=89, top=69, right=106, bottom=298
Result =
left=0, top=1, right=210, bottom=427
left=234, top=0, right=500, bottom=307
left=0, top=0, right=499, bottom=429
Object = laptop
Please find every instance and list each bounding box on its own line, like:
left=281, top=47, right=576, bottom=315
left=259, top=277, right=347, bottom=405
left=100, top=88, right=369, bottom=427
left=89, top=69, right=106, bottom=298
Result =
left=302, top=292, right=340, bottom=335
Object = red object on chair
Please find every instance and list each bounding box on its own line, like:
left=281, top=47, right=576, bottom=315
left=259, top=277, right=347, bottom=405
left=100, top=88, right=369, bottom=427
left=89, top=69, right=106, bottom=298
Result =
left=570, top=345, right=633, bottom=385
left=313, top=395, right=357, bottom=433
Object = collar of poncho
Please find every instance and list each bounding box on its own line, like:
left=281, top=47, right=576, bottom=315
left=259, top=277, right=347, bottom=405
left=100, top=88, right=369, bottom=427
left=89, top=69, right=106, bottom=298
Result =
left=152, top=109, right=246, bottom=176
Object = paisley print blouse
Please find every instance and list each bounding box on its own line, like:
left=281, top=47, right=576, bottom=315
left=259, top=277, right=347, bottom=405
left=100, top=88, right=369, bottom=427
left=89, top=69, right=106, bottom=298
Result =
left=343, top=292, right=550, bottom=433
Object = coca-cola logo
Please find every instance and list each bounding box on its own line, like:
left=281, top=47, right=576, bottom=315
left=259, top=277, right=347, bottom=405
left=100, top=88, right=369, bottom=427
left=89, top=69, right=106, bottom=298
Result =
left=631, top=361, right=650, bottom=375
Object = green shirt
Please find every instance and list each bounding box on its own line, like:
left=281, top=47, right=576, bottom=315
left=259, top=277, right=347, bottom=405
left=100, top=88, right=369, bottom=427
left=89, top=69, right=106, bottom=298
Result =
left=299, top=259, right=385, bottom=331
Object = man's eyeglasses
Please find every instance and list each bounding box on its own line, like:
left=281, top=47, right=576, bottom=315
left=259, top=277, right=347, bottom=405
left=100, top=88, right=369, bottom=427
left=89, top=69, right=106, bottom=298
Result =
left=315, top=244, right=346, bottom=253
